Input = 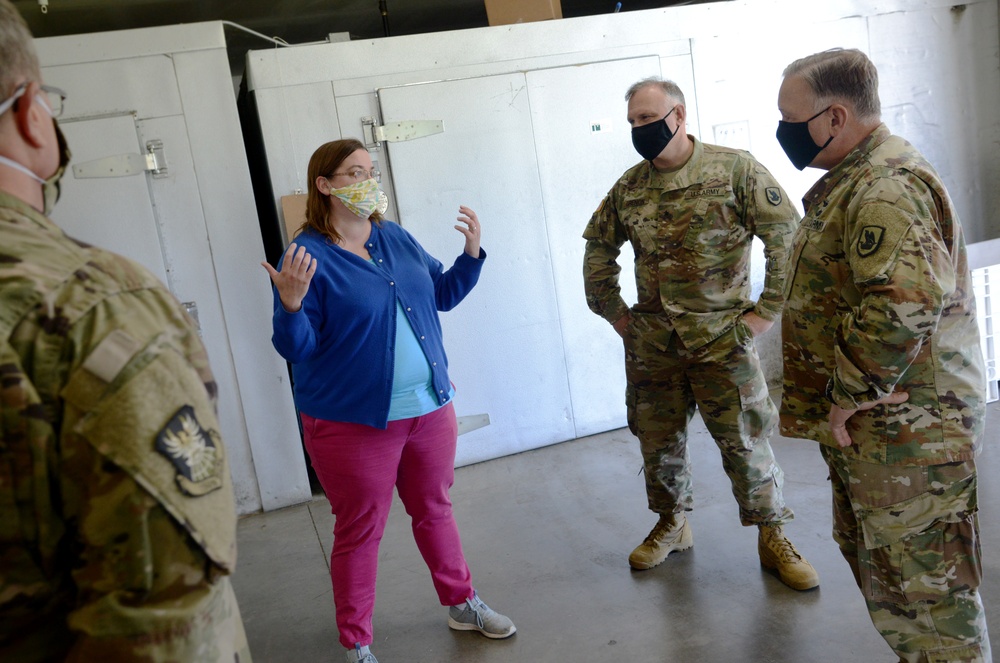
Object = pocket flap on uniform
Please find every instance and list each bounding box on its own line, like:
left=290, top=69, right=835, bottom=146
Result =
left=858, top=473, right=977, bottom=550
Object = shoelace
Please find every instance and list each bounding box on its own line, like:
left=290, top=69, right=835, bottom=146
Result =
left=464, top=597, right=485, bottom=629
left=644, top=518, right=680, bottom=545
left=766, top=529, right=803, bottom=562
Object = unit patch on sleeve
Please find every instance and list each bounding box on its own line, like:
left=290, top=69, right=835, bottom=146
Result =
left=856, top=225, right=885, bottom=257
left=155, top=404, right=224, bottom=496
left=850, top=202, right=913, bottom=282
left=765, top=187, right=782, bottom=206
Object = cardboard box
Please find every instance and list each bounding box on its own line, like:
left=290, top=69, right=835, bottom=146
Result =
left=484, top=0, right=562, bottom=26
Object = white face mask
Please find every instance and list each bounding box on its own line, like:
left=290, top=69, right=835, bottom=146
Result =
left=329, top=177, right=379, bottom=218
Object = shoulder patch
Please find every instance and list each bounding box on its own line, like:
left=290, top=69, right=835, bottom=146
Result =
left=155, top=404, right=224, bottom=497
left=851, top=203, right=913, bottom=282
left=765, top=187, right=782, bottom=206
left=856, top=225, right=885, bottom=257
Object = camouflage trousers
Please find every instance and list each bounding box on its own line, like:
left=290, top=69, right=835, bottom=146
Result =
left=624, top=313, right=791, bottom=526
left=821, top=445, right=990, bottom=663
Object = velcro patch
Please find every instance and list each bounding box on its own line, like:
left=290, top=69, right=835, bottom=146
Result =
left=856, top=225, right=884, bottom=257
left=851, top=203, right=913, bottom=282
left=765, top=187, right=782, bottom=206
left=155, top=404, right=224, bottom=497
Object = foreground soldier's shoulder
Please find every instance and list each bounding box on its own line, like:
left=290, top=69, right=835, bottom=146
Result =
left=61, top=316, right=237, bottom=571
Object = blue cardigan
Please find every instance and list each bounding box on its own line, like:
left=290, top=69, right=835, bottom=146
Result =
left=270, top=220, right=485, bottom=429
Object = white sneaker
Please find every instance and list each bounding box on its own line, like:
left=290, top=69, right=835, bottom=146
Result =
left=346, top=643, right=378, bottom=663
left=447, top=593, right=516, bottom=639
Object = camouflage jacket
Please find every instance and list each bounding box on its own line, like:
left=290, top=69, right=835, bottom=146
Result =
left=779, top=125, right=985, bottom=465
left=0, top=192, right=251, bottom=661
left=583, top=137, right=800, bottom=350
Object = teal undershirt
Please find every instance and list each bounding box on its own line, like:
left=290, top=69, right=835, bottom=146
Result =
left=365, top=258, right=454, bottom=420
left=387, top=299, right=455, bottom=421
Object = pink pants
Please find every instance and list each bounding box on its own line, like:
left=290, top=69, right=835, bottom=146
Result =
left=301, top=403, right=474, bottom=649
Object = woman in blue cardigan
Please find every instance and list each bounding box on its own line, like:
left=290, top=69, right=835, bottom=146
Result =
left=262, top=139, right=514, bottom=663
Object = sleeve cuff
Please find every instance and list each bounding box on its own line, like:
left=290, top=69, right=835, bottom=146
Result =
left=826, top=376, right=885, bottom=410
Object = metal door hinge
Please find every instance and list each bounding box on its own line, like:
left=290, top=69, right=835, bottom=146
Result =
left=456, top=413, right=490, bottom=436
left=72, top=139, right=168, bottom=179
left=361, top=117, right=444, bottom=149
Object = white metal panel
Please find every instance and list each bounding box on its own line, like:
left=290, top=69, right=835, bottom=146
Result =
left=42, top=56, right=183, bottom=121
left=253, top=83, right=341, bottom=237
left=327, top=42, right=691, bottom=99
left=378, top=73, right=576, bottom=466
left=34, top=22, right=225, bottom=67
left=245, top=0, right=968, bottom=92
left=172, top=49, right=311, bottom=512
left=134, top=113, right=262, bottom=513
left=525, top=56, right=661, bottom=438
left=870, top=2, right=1000, bottom=243
left=334, top=92, right=400, bottom=223
left=972, top=265, right=999, bottom=402
left=51, top=115, right=169, bottom=285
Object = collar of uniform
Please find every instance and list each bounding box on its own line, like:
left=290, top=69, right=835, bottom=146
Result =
left=0, top=189, right=62, bottom=235
left=802, top=123, right=892, bottom=209
left=645, top=135, right=702, bottom=191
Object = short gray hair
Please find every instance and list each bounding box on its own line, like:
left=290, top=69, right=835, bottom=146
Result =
left=625, top=77, right=686, bottom=107
left=783, top=48, right=880, bottom=123
left=0, top=0, right=39, bottom=101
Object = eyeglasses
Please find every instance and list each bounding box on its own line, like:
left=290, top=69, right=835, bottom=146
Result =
left=331, top=167, right=381, bottom=183
left=40, top=85, right=66, bottom=118
left=0, top=82, right=66, bottom=118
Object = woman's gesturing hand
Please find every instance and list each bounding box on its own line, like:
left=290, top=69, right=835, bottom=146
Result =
left=261, top=243, right=317, bottom=313
left=455, top=205, right=482, bottom=258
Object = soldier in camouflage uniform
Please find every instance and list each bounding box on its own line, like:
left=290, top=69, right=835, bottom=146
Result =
left=0, top=2, right=252, bottom=660
left=776, top=48, right=989, bottom=662
left=583, top=77, right=819, bottom=591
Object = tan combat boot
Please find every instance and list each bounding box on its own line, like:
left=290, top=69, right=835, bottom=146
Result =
left=758, top=525, right=820, bottom=591
left=628, top=514, right=693, bottom=570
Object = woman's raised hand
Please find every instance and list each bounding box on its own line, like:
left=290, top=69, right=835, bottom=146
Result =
left=261, top=243, right=317, bottom=313
left=455, top=205, right=482, bottom=258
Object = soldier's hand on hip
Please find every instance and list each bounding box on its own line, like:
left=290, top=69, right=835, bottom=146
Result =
left=828, top=391, right=910, bottom=447
left=741, top=311, right=773, bottom=337
left=261, top=242, right=317, bottom=313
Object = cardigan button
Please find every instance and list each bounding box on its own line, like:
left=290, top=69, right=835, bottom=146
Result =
left=389, top=281, right=394, bottom=286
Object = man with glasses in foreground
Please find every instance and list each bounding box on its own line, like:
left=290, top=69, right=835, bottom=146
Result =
left=0, top=2, right=251, bottom=660
left=776, top=47, right=989, bottom=662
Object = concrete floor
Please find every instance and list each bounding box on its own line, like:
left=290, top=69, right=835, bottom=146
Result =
left=233, top=400, right=1000, bottom=663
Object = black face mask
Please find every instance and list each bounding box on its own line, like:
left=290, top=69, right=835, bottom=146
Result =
left=631, top=106, right=677, bottom=161
left=775, top=107, right=832, bottom=170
